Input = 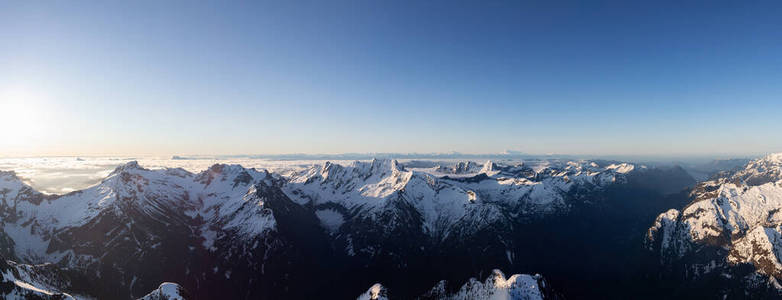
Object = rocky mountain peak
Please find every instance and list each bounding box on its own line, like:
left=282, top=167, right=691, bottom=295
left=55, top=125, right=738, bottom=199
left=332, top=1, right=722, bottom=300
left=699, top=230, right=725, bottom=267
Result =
left=111, top=160, right=144, bottom=174
left=0, top=170, right=19, bottom=181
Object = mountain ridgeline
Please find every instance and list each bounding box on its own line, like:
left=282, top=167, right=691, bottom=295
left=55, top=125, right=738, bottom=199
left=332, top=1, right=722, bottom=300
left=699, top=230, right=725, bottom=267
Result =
left=3, top=156, right=770, bottom=299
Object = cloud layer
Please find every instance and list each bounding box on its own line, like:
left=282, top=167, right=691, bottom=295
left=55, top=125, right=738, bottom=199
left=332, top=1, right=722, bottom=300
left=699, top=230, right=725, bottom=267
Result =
left=0, top=156, right=346, bottom=194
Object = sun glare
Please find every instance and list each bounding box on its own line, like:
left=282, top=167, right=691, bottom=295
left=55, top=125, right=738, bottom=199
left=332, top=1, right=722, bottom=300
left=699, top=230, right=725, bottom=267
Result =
left=0, top=88, right=47, bottom=147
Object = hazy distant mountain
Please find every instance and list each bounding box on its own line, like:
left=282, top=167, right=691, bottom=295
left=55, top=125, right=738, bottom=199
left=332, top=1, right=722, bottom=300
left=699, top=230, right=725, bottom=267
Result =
left=677, top=158, right=752, bottom=181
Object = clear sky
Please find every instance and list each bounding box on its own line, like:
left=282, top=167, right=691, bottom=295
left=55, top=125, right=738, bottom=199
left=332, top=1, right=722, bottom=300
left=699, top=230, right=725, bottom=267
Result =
left=1, top=1, right=781, bottom=157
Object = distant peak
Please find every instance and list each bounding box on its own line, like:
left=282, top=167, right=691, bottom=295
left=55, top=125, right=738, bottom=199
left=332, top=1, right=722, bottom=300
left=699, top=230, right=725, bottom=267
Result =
left=124, top=160, right=142, bottom=169
left=362, top=158, right=403, bottom=173
left=0, top=170, right=19, bottom=180
left=605, top=163, right=635, bottom=174
left=205, top=163, right=251, bottom=174
left=481, top=160, right=496, bottom=173
left=390, top=159, right=402, bottom=172
left=321, top=161, right=341, bottom=176
left=171, top=155, right=195, bottom=160
left=759, top=153, right=782, bottom=164
left=207, top=163, right=227, bottom=173
left=111, top=161, right=145, bottom=174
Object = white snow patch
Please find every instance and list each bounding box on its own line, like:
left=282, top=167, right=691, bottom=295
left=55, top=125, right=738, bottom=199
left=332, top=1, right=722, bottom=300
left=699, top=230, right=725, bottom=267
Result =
left=606, top=163, right=635, bottom=174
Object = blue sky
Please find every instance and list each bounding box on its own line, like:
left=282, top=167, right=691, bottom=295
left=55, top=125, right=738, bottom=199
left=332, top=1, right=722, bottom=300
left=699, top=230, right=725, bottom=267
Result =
left=1, top=1, right=781, bottom=156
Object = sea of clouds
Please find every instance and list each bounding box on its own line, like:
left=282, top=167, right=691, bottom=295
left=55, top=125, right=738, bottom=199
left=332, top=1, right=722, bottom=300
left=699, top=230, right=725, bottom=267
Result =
left=0, top=156, right=362, bottom=194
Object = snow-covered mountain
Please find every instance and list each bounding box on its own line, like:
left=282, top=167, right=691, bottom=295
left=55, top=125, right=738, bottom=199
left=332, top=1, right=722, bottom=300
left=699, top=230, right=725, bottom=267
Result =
left=0, top=157, right=700, bottom=299
left=285, top=158, right=638, bottom=239
left=279, top=158, right=661, bottom=278
left=647, top=153, right=782, bottom=297
left=0, top=162, right=274, bottom=263
left=0, top=162, right=306, bottom=298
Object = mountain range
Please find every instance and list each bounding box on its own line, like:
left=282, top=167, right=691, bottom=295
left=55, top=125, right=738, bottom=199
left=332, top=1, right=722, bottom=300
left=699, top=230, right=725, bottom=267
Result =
left=647, top=153, right=782, bottom=298
left=1, top=155, right=779, bottom=299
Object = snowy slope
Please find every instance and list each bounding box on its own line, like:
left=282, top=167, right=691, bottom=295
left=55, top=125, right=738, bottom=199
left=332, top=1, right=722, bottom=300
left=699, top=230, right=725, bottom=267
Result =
left=0, top=256, right=76, bottom=299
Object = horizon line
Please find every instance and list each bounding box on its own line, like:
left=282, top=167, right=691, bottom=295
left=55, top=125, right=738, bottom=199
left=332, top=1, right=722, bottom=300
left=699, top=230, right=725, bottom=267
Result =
left=0, top=152, right=770, bottom=160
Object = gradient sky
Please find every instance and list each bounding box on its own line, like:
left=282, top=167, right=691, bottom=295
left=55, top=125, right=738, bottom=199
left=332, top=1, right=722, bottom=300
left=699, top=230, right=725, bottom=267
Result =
left=1, top=1, right=781, bottom=157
